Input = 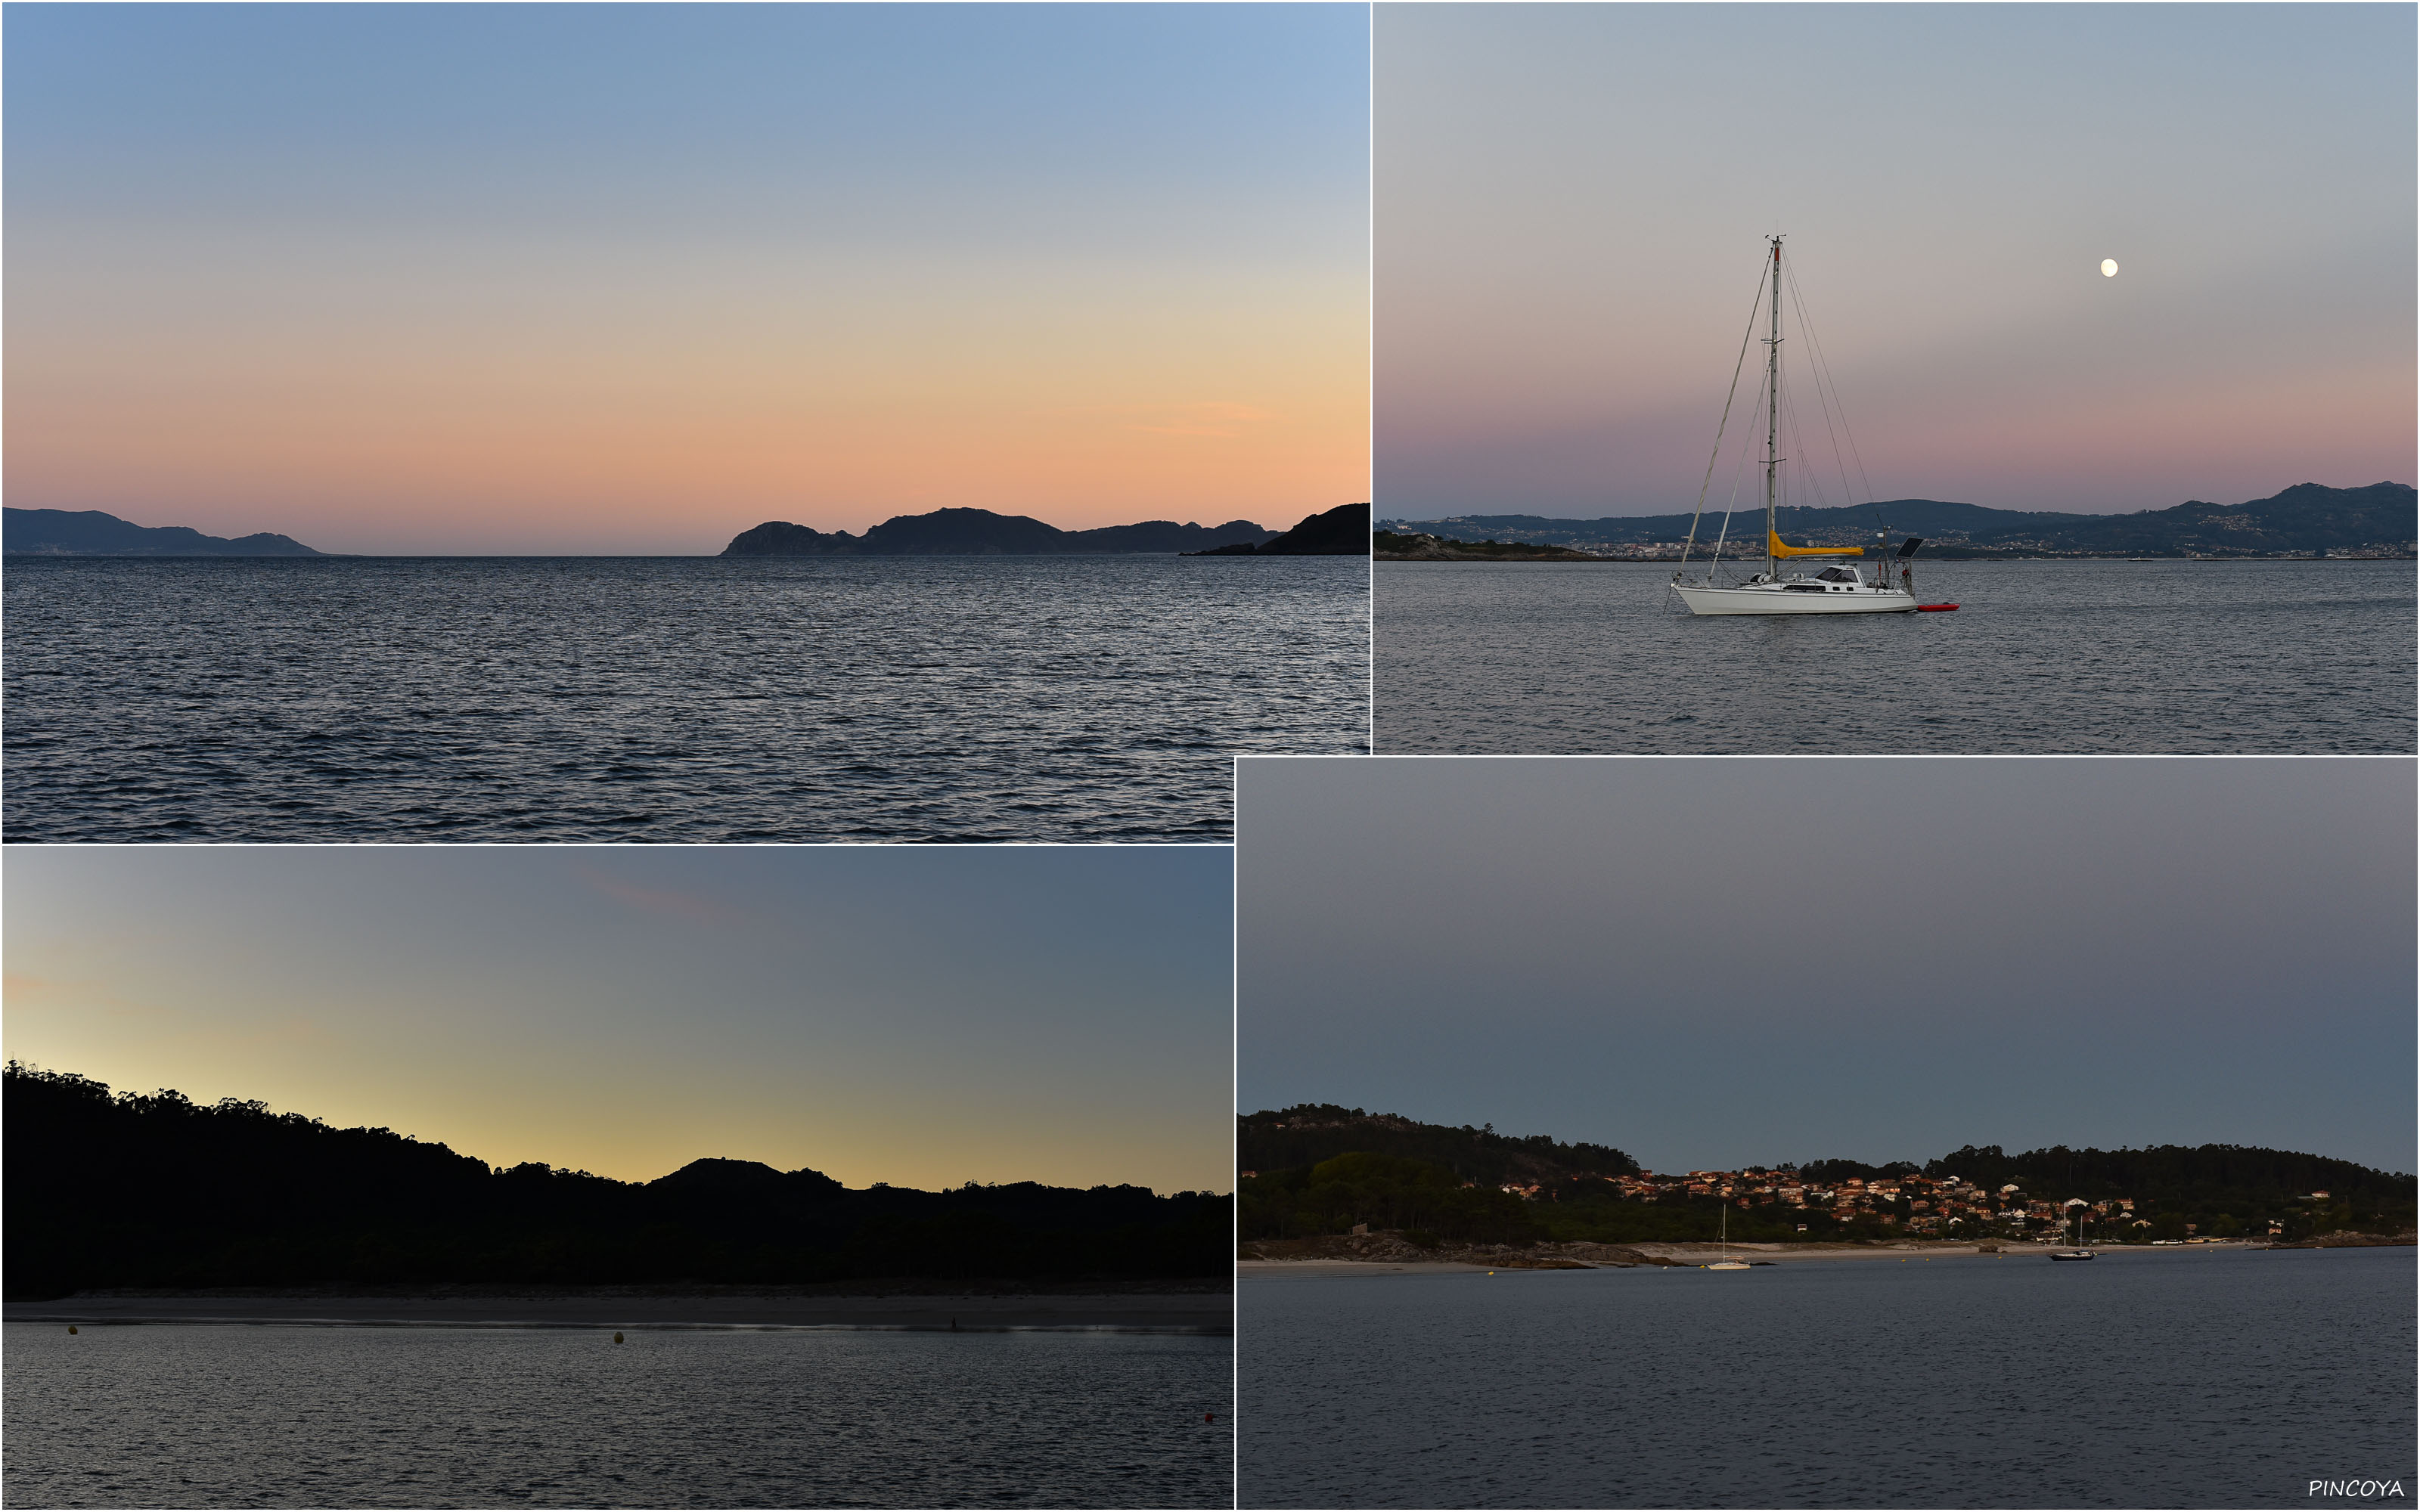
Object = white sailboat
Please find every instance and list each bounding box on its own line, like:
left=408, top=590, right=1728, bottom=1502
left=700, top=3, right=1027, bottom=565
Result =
left=2049, top=1200, right=2098, bottom=1261
left=1707, top=1200, right=1751, bottom=1270
left=1669, top=237, right=1938, bottom=616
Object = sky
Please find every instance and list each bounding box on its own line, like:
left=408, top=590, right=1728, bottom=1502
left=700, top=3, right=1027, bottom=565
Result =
left=1376, top=4, right=2417, bottom=521
left=1237, top=757, right=2417, bottom=1176
left=5, top=4, right=1370, bottom=554
left=4, top=846, right=1233, bottom=1194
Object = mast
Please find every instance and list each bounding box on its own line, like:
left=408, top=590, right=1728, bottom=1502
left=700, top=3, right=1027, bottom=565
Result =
left=1765, top=236, right=1782, bottom=579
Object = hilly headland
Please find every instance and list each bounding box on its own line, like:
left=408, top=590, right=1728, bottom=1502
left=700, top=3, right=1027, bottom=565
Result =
left=5, top=1064, right=1230, bottom=1321
left=4, top=507, right=322, bottom=557
left=1184, top=501, right=1371, bottom=556
left=1379, top=481, right=2415, bottom=560
left=1237, top=1105, right=2416, bottom=1269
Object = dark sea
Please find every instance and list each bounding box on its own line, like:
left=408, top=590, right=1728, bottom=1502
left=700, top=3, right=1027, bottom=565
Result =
left=1239, top=1247, right=2416, bottom=1509
left=2, top=1324, right=1230, bottom=1507
left=3, top=555, right=1367, bottom=842
left=1376, top=560, right=2415, bottom=753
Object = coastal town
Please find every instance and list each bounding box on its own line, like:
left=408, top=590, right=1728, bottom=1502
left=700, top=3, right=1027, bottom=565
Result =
left=1493, top=1167, right=2322, bottom=1242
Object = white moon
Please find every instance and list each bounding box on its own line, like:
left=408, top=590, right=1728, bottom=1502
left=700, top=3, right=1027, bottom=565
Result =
left=2101, top=259, right=2119, bottom=277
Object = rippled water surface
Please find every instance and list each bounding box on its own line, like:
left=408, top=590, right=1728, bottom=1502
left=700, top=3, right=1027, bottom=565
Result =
left=1376, top=560, right=2414, bottom=753
left=1240, top=1247, right=2415, bottom=1509
left=4, top=1325, right=1230, bottom=1507
left=5, top=556, right=1367, bottom=841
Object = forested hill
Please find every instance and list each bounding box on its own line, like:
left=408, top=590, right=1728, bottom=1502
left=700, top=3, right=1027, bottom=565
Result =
left=5, top=1064, right=1227, bottom=1299
left=1384, top=481, right=2415, bottom=558
left=1916, top=1143, right=2411, bottom=1212
left=1239, top=1106, right=1642, bottom=1184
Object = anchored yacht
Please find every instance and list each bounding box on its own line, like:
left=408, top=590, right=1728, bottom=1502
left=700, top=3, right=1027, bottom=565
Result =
left=1669, top=237, right=1944, bottom=616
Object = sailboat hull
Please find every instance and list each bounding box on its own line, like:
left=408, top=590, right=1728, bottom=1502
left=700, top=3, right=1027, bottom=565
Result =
left=1672, top=584, right=1918, bottom=615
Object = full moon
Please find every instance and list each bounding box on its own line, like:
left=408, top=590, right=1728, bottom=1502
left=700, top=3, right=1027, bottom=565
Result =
left=2101, top=259, right=2119, bottom=277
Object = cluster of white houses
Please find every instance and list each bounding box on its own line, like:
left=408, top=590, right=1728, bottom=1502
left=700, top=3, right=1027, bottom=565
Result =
left=1491, top=1168, right=2324, bottom=1239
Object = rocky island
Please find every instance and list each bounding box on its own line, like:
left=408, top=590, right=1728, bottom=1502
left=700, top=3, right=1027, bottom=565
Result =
left=723, top=507, right=1275, bottom=556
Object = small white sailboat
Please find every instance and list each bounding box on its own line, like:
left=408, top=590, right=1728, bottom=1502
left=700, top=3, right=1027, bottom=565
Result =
left=1707, top=1201, right=1751, bottom=1270
left=2049, top=1201, right=2097, bottom=1261
left=1669, top=237, right=1944, bottom=616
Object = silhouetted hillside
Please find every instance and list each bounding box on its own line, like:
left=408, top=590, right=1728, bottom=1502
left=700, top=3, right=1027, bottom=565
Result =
left=4, top=1064, right=1227, bottom=1298
left=1189, top=502, right=1370, bottom=556
left=5, top=507, right=323, bottom=556
left=1385, top=482, right=2415, bottom=559
left=721, top=508, right=1274, bottom=556
left=1239, top=1105, right=1640, bottom=1185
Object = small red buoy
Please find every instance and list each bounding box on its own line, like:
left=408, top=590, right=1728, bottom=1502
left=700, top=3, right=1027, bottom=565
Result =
left=1917, top=603, right=1959, bottom=612
left=1204, top=1413, right=1216, bottom=1423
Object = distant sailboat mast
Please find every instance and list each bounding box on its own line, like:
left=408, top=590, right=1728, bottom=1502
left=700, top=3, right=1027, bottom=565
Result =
left=1765, top=235, right=1782, bottom=584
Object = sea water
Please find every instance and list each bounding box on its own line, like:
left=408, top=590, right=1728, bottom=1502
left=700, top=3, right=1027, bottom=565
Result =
left=1376, top=559, right=2415, bottom=753
left=1238, top=1246, right=2415, bottom=1509
left=3, top=554, right=1367, bottom=841
left=2, top=1324, right=1231, bottom=1507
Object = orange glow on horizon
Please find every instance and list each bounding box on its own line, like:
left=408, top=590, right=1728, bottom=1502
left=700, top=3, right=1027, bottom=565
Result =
left=8, top=236, right=1370, bottom=553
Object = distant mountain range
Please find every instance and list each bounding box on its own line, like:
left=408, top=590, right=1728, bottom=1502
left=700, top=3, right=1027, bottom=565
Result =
left=5, top=1064, right=1227, bottom=1297
left=5, top=507, right=322, bottom=556
left=1187, top=501, right=1370, bottom=556
left=1382, top=482, right=2415, bottom=559
left=724, top=507, right=1277, bottom=556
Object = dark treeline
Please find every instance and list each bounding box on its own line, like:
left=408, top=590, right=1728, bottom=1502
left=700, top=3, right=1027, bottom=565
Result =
left=1239, top=1105, right=1640, bottom=1187
left=6, top=1065, right=1229, bottom=1299
left=1917, top=1144, right=2412, bottom=1222
left=1242, top=1153, right=1541, bottom=1247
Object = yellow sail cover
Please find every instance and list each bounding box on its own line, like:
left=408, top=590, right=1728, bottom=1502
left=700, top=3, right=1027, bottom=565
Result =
left=1768, top=531, right=1863, bottom=558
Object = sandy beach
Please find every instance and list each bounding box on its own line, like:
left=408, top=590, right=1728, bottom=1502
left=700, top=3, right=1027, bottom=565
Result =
left=5, top=1287, right=1232, bottom=1334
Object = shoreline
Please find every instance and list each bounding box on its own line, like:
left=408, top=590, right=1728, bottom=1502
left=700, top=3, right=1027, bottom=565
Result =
left=1241, top=1240, right=2288, bottom=1279
left=4, top=1288, right=1232, bottom=1334
left=1374, top=556, right=2413, bottom=565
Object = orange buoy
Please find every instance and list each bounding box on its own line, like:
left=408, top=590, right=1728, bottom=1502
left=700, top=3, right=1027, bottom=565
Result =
left=613, top=1332, right=624, bottom=1344
left=67, top=1325, right=78, bottom=1335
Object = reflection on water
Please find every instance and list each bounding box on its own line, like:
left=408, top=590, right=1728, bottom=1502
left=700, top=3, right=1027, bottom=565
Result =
left=4, top=1324, right=1232, bottom=1508
left=5, top=555, right=1369, bottom=842
left=1240, top=1246, right=2415, bottom=1509
left=1378, top=559, right=2415, bottom=754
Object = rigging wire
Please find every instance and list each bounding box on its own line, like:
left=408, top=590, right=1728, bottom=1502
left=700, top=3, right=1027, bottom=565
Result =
left=1784, top=256, right=1876, bottom=510
left=1678, top=260, right=1773, bottom=576
left=1707, top=360, right=1770, bottom=578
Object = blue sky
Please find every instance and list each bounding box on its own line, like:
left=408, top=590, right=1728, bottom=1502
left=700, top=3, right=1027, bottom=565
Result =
left=7, top=4, right=1370, bottom=552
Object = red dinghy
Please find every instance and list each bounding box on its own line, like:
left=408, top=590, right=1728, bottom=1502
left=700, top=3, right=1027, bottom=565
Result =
left=1917, top=603, right=1959, bottom=612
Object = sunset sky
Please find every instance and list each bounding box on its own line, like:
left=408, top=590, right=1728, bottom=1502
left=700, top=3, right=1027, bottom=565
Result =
left=5, top=847, right=1233, bottom=1194
left=1376, top=4, right=2416, bottom=520
left=7, top=4, right=1369, bottom=554
left=1239, top=758, right=2415, bottom=1176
